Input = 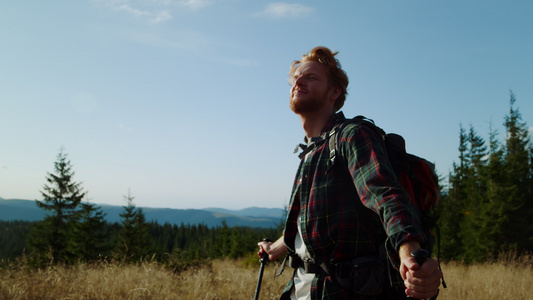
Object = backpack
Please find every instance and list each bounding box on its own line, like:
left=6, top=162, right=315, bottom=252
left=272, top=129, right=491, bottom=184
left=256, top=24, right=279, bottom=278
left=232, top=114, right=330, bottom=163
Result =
left=327, top=115, right=446, bottom=289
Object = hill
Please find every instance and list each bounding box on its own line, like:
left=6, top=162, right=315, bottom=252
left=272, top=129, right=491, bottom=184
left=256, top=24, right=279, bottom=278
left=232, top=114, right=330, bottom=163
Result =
left=0, top=198, right=284, bottom=228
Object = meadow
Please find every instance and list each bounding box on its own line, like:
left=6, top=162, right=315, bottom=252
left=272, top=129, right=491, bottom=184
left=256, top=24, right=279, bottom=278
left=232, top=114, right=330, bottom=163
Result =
left=1, top=253, right=532, bottom=299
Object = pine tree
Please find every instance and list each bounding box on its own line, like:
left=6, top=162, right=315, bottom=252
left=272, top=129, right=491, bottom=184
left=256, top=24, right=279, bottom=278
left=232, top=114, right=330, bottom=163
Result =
left=500, top=91, right=532, bottom=251
left=439, top=125, right=468, bottom=260
left=478, top=124, right=507, bottom=254
left=462, top=126, right=489, bottom=260
left=70, top=202, right=111, bottom=261
left=115, top=190, right=153, bottom=262
left=27, top=149, right=86, bottom=264
left=214, top=220, right=231, bottom=258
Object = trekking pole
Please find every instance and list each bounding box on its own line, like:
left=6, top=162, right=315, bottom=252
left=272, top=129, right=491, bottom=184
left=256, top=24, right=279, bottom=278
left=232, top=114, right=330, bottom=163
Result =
left=254, top=238, right=272, bottom=300
left=407, top=249, right=429, bottom=300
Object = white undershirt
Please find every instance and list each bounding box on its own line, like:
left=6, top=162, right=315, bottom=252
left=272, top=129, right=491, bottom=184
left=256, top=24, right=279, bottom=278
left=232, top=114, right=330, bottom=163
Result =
left=290, top=213, right=315, bottom=300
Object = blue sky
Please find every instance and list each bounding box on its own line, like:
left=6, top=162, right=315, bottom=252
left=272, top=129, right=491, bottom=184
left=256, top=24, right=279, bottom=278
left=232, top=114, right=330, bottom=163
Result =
left=1, top=1, right=532, bottom=210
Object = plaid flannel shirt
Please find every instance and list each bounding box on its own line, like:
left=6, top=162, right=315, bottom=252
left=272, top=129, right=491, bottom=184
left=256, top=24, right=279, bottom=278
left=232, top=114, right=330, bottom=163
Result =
left=282, top=112, right=425, bottom=299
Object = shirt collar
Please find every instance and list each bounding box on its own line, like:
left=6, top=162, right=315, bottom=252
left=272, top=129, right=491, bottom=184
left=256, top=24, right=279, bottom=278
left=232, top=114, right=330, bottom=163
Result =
left=305, top=111, right=346, bottom=143
left=294, top=111, right=346, bottom=157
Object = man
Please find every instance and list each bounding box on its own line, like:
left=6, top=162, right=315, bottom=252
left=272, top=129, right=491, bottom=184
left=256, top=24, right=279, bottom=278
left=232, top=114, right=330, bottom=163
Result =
left=258, top=47, right=443, bottom=299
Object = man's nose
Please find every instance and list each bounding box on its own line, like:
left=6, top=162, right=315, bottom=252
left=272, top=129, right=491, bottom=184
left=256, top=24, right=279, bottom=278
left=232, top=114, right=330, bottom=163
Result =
left=294, top=76, right=304, bottom=86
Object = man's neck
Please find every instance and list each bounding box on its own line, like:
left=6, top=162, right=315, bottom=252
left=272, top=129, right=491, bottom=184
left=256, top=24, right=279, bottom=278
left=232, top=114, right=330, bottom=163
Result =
left=299, top=110, right=335, bottom=139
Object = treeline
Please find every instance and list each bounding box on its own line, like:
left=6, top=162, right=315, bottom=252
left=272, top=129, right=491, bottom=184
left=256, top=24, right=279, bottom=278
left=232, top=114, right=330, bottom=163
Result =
left=0, top=219, right=279, bottom=266
left=0, top=150, right=280, bottom=267
left=437, top=91, right=532, bottom=262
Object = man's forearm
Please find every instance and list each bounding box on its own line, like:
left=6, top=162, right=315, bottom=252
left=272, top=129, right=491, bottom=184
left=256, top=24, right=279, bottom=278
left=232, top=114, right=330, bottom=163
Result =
left=268, top=236, right=287, bottom=260
left=258, top=236, right=287, bottom=261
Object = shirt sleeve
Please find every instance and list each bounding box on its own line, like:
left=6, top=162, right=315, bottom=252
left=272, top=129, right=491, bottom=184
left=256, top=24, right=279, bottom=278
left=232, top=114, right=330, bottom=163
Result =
left=338, top=123, right=426, bottom=267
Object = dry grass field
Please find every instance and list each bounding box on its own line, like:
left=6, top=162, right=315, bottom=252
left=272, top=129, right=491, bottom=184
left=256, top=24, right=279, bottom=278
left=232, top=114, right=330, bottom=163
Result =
left=1, top=253, right=532, bottom=299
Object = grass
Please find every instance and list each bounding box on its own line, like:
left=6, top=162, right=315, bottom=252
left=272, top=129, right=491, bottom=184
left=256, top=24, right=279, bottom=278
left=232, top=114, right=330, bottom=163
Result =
left=436, top=252, right=533, bottom=299
left=0, top=257, right=291, bottom=300
left=1, top=253, right=532, bottom=299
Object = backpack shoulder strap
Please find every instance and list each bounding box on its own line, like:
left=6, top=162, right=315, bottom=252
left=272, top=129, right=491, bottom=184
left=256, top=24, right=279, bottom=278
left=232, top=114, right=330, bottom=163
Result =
left=328, top=125, right=341, bottom=166
left=328, top=115, right=384, bottom=166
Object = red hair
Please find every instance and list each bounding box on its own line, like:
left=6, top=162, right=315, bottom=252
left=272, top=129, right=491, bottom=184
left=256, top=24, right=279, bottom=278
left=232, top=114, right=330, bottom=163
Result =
left=289, top=46, right=349, bottom=111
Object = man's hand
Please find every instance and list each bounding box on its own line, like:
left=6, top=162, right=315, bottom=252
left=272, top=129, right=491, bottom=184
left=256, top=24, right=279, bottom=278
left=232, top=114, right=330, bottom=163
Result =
left=399, top=241, right=442, bottom=299
left=257, top=236, right=287, bottom=262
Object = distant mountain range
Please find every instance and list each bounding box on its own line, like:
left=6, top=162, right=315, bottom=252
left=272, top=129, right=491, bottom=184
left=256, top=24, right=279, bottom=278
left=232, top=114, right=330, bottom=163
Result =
left=0, top=198, right=285, bottom=228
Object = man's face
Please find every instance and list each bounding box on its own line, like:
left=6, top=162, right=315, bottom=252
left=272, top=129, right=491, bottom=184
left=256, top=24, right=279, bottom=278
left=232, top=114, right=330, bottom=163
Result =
left=290, top=61, right=333, bottom=114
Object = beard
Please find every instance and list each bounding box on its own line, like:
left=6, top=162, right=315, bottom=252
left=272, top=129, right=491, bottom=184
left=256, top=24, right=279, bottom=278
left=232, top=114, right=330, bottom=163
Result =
left=290, top=90, right=329, bottom=114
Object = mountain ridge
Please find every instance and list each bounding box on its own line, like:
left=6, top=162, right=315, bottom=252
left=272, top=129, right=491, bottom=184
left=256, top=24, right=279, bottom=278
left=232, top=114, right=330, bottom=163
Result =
left=0, top=198, right=284, bottom=228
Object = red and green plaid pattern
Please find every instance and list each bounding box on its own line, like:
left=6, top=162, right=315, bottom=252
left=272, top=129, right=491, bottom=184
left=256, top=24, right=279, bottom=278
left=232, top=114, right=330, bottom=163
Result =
left=282, top=112, right=425, bottom=299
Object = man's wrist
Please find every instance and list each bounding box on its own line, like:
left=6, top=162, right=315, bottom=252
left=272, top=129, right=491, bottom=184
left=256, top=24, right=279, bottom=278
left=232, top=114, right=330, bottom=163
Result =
left=399, top=240, right=421, bottom=262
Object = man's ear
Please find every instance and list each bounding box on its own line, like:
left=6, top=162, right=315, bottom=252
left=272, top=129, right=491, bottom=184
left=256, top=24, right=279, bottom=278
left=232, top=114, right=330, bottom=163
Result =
left=328, top=86, right=341, bottom=104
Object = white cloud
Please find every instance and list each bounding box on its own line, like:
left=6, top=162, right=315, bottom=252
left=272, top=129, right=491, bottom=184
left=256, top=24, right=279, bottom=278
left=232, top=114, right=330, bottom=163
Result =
left=96, top=0, right=173, bottom=23
left=255, top=2, right=314, bottom=19
left=115, top=3, right=150, bottom=17
left=151, top=10, right=172, bottom=23
left=178, top=0, right=212, bottom=10
left=95, top=0, right=214, bottom=22
left=114, top=3, right=172, bottom=23
left=148, top=0, right=174, bottom=5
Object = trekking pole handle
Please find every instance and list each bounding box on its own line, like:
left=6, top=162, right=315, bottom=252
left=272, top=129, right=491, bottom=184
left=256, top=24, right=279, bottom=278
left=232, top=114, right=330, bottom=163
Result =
left=407, top=249, right=430, bottom=300
left=412, top=248, right=429, bottom=266
left=260, top=238, right=273, bottom=263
